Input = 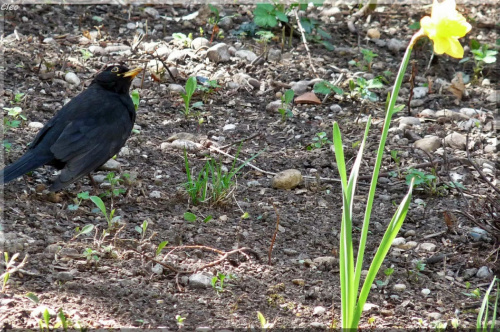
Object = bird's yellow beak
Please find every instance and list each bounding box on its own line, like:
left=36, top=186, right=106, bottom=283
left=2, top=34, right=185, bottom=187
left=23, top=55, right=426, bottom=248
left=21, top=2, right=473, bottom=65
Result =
left=123, top=67, right=143, bottom=78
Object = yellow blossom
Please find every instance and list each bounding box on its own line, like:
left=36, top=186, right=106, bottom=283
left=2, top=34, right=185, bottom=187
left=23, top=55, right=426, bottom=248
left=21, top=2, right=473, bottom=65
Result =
left=420, top=0, right=472, bottom=58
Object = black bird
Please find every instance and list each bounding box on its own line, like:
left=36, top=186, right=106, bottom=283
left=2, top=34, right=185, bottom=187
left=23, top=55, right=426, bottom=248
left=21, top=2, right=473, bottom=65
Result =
left=0, top=65, right=142, bottom=191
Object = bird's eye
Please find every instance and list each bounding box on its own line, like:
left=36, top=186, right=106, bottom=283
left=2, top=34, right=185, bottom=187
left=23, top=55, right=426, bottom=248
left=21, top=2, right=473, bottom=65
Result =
left=111, top=67, right=120, bottom=73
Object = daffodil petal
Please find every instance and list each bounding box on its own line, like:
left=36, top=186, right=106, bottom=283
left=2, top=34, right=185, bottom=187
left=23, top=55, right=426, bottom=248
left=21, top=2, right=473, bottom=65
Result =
left=433, top=36, right=451, bottom=55
left=444, top=38, right=465, bottom=58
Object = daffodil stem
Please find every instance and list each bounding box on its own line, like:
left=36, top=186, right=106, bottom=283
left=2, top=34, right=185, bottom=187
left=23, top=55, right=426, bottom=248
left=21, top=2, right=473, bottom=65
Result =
left=352, top=31, right=425, bottom=325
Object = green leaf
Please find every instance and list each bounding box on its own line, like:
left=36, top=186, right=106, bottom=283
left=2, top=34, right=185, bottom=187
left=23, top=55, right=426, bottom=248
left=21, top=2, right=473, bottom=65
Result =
left=90, top=196, right=106, bottom=216
left=79, top=224, right=94, bottom=235
left=156, top=241, right=168, bottom=256
left=131, top=89, right=140, bottom=111
left=408, top=21, right=420, bottom=30
left=257, top=311, right=267, bottom=328
left=25, top=292, right=40, bottom=304
left=299, top=17, right=313, bottom=34
left=77, top=191, right=90, bottom=200
left=184, top=212, right=197, bottom=222
left=321, top=40, right=335, bottom=51
left=284, top=89, right=294, bottom=104
left=275, top=10, right=288, bottom=23
left=203, top=215, right=213, bottom=223
left=255, top=14, right=277, bottom=27
left=135, top=225, right=143, bottom=234
left=185, top=76, right=197, bottom=97
left=67, top=204, right=79, bottom=211
left=470, top=39, right=481, bottom=50
left=191, top=101, right=203, bottom=109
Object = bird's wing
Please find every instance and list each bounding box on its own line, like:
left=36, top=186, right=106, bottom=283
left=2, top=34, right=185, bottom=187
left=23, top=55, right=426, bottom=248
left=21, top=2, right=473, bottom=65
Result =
left=48, top=96, right=134, bottom=190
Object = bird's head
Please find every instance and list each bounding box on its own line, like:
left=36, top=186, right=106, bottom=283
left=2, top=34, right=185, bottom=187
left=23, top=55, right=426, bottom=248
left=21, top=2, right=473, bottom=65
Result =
left=92, top=65, right=142, bottom=94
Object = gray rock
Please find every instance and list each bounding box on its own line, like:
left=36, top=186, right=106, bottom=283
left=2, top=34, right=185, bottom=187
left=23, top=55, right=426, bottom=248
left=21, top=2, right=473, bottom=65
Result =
left=313, top=306, right=326, bottom=316
left=266, top=100, right=282, bottom=113
left=420, top=109, right=436, bottom=118
left=419, top=242, right=437, bottom=252
left=393, top=283, right=406, bottom=292
left=126, top=22, right=136, bottom=30
left=155, top=46, right=172, bottom=56
left=191, top=37, right=209, bottom=50
left=268, top=48, right=281, bottom=62
left=427, top=312, right=442, bottom=320
left=476, top=266, right=493, bottom=279
left=330, top=104, right=342, bottom=112
left=399, top=116, right=421, bottom=126
left=271, top=169, right=302, bottom=189
left=168, top=84, right=186, bottom=94
left=149, top=191, right=161, bottom=198
left=463, top=268, right=478, bottom=279
left=189, top=273, right=213, bottom=288
left=218, top=16, right=233, bottom=29
left=459, top=108, right=483, bottom=117
left=436, top=109, right=469, bottom=120
left=444, top=132, right=466, bottom=150
left=291, top=80, right=310, bottom=95
left=55, top=271, right=75, bottom=281
left=64, top=72, right=81, bottom=86
left=144, top=7, right=160, bottom=19
left=88, top=45, right=105, bottom=55
left=167, top=49, right=193, bottom=62
left=387, top=38, right=405, bottom=53
left=223, top=124, right=236, bottom=131
left=28, top=122, right=44, bottom=129
left=207, top=43, right=230, bottom=63
left=486, top=90, right=500, bottom=103
left=413, top=86, right=428, bottom=99
left=99, top=159, right=121, bottom=171
left=235, top=50, right=257, bottom=62
left=414, top=136, right=441, bottom=153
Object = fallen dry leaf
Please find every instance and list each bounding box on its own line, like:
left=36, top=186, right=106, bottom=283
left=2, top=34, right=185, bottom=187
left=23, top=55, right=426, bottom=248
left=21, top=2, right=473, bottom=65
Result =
left=295, top=92, right=321, bottom=105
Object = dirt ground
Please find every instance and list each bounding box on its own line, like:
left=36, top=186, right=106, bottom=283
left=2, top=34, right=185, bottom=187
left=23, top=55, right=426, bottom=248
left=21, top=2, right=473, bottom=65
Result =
left=1, top=2, right=499, bottom=330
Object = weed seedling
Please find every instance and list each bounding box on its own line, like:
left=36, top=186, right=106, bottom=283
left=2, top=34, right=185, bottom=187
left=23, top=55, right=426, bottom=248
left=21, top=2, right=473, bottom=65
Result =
left=460, top=40, right=498, bottom=80
left=89, top=195, right=121, bottom=229
left=11, top=92, right=25, bottom=104
left=175, top=314, right=186, bottom=328
left=278, top=89, right=294, bottom=122
left=390, top=150, right=401, bottom=178
left=180, top=76, right=202, bottom=117
left=211, top=272, right=235, bottom=294
left=309, top=132, right=332, bottom=150
left=313, top=80, right=343, bottom=96
left=68, top=191, right=90, bottom=211
left=349, top=77, right=383, bottom=101
left=3, top=106, right=26, bottom=130
left=83, top=248, right=99, bottom=263
left=135, top=220, right=148, bottom=241
left=172, top=32, right=192, bottom=47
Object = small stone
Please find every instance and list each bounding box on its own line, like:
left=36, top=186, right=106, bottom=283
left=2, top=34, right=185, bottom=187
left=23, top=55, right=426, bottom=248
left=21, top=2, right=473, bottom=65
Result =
left=271, top=169, right=302, bottom=189
left=144, top=7, right=160, bottom=19
left=392, top=237, right=406, bottom=247
left=414, top=136, right=441, bottom=153
left=64, top=72, right=81, bottom=86
left=400, top=241, right=418, bottom=250
left=393, top=283, right=406, bottom=292
left=292, top=279, right=305, bottom=286
left=223, top=124, right=236, bottom=131
left=207, top=43, right=230, bottom=63
left=313, top=306, right=326, bottom=316
left=404, top=230, right=416, bottom=237
left=126, top=22, right=136, bottom=30
left=420, top=109, right=436, bottom=118
left=367, top=28, right=380, bottom=39
left=168, top=84, right=185, bottom=94
left=189, top=273, right=213, bottom=289
left=266, top=100, right=282, bottom=113
left=290, top=80, right=310, bottom=95
left=399, top=116, right=421, bottom=126
left=427, top=312, right=442, bottom=320
left=463, top=268, right=478, bottom=279
left=235, top=50, right=257, bottom=62
left=387, top=38, right=405, bottom=53
left=476, top=266, right=493, bottom=279
left=419, top=242, right=437, bottom=252
left=421, top=288, right=431, bottom=296
left=99, top=159, right=121, bottom=171
left=28, top=122, right=44, bottom=129
left=149, top=191, right=161, bottom=198
left=444, top=132, right=466, bottom=150
left=413, top=86, right=428, bottom=99
left=268, top=48, right=281, bottom=62
left=191, top=37, right=209, bottom=50
left=152, top=263, right=163, bottom=275
left=330, top=104, right=342, bottom=112
left=55, top=271, right=76, bottom=281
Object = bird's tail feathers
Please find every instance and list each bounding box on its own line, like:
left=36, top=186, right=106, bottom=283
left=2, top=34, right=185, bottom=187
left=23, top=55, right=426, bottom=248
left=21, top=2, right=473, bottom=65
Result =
left=0, top=152, right=52, bottom=185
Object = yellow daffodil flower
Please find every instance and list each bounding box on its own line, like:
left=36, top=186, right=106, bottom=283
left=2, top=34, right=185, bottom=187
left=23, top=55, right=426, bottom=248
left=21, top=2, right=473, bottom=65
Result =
left=420, top=0, right=472, bottom=58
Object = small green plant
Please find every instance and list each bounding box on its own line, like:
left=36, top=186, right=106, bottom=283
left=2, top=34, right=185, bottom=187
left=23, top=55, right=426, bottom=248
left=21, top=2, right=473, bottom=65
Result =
left=183, top=148, right=261, bottom=205
left=180, top=76, right=202, bottom=117
left=2, top=252, right=28, bottom=292
left=131, top=89, right=140, bottom=111
left=80, top=48, right=93, bottom=60
left=349, top=49, right=378, bottom=71
left=72, top=224, right=94, bottom=241
left=11, top=92, right=25, bottom=104
left=83, top=248, right=99, bottom=263
left=313, top=80, right=343, bottom=96
left=462, top=287, right=482, bottom=299
left=89, top=195, right=121, bottom=228
left=3, top=106, right=26, bottom=130
left=253, top=3, right=288, bottom=28
left=349, top=77, right=383, bottom=101
left=135, top=220, right=148, bottom=241
left=405, top=168, right=446, bottom=195
left=156, top=241, right=168, bottom=256
left=197, top=79, right=220, bottom=103
left=183, top=211, right=213, bottom=223
left=172, top=32, right=192, bottom=47
left=461, top=40, right=497, bottom=80
left=278, top=89, right=294, bottom=121
left=3, top=140, right=12, bottom=153
left=208, top=4, right=220, bottom=25
left=175, top=314, right=186, bottom=328
left=476, top=276, right=498, bottom=331
left=309, top=132, right=332, bottom=150
left=211, top=272, right=235, bottom=294
left=390, top=150, right=401, bottom=178
left=99, top=172, right=128, bottom=199
left=68, top=191, right=90, bottom=211
left=299, top=16, right=334, bottom=50
left=375, top=267, right=394, bottom=287
left=257, top=311, right=274, bottom=329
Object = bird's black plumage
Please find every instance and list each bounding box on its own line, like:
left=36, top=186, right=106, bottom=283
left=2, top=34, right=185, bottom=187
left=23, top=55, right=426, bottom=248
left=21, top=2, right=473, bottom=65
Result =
left=0, top=65, right=142, bottom=191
